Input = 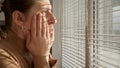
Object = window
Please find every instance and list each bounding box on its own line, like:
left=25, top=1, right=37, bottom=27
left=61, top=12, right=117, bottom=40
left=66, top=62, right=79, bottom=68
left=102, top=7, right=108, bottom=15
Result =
left=61, top=0, right=120, bottom=68
left=91, top=0, right=120, bottom=68
left=62, top=0, right=86, bottom=68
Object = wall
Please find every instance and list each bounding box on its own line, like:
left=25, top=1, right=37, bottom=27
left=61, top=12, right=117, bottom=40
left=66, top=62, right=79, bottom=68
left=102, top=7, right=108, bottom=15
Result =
left=52, top=0, right=62, bottom=68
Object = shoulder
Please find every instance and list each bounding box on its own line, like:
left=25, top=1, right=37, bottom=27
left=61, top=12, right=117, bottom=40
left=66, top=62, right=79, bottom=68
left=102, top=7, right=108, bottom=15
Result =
left=0, top=48, right=21, bottom=68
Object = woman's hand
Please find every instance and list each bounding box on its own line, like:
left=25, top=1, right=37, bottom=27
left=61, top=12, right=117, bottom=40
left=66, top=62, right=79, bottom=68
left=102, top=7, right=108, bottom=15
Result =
left=26, top=13, right=52, bottom=57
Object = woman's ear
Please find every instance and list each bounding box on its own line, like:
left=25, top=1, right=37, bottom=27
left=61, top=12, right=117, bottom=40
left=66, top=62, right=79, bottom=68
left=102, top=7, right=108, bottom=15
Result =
left=12, top=11, right=25, bottom=27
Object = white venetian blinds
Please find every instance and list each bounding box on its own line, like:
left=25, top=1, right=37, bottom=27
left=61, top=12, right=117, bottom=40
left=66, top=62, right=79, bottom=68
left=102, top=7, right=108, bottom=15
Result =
left=62, top=0, right=86, bottom=68
left=61, top=0, right=120, bottom=68
left=90, top=0, right=120, bottom=68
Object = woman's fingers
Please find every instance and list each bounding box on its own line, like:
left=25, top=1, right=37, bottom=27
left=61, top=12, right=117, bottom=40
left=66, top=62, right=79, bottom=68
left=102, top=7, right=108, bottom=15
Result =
left=31, top=13, right=49, bottom=39
left=26, top=13, right=53, bottom=56
left=42, top=16, right=47, bottom=38
left=31, top=15, right=36, bottom=39
left=46, top=24, right=50, bottom=39
left=37, top=13, right=42, bottom=36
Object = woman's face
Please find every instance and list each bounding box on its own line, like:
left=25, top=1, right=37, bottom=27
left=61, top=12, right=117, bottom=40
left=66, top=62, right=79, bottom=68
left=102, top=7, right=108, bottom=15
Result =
left=24, top=0, right=56, bottom=40
left=25, top=0, right=56, bottom=28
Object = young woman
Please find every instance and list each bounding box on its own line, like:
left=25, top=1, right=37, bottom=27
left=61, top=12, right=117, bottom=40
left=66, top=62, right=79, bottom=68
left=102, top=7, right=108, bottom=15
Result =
left=0, top=0, right=57, bottom=68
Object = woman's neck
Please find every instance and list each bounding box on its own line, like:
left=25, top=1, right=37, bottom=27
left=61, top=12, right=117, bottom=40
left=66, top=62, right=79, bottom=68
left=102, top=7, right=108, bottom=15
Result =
left=5, top=29, right=27, bottom=54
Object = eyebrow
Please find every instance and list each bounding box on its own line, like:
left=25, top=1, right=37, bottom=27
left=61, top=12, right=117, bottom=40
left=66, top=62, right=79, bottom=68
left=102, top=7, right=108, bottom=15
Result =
left=40, top=4, right=52, bottom=11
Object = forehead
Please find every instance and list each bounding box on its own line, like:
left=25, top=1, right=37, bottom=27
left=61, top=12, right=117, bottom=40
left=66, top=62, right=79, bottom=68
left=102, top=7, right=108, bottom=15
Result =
left=34, top=0, right=52, bottom=10
left=35, top=0, right=50, bottom=4
left=26, top=0, right=51, bottom=18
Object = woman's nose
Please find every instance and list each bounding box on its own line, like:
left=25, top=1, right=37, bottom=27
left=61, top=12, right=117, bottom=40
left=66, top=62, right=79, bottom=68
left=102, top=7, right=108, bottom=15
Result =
left=47, top=13, right=57, bottom=25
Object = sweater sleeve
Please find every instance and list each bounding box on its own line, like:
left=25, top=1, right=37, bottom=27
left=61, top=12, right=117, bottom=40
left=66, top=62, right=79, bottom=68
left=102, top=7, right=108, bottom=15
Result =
left=49, top=54, right=58, bottom=68
left=0, top=48, right=20, bottom=68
